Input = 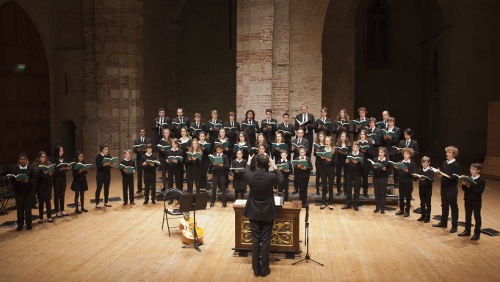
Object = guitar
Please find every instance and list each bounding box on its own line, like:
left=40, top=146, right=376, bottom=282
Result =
left=179, top=212, right=204, bottom=245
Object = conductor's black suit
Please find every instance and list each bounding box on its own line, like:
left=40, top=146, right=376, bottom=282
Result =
left=243, top=161, right=284, bottom=277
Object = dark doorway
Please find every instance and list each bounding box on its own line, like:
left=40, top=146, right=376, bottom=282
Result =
left=0, top=2, right=50, bottom=165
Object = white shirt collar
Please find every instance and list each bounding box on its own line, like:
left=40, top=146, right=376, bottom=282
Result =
left=281, top=159, right=287, bottom=163
left=236, top=159, right=243, bottom=163
left=238, top=142, right=245, bottom=145
left=352, top=151, right=359, bottom=156
left=146, top=153, right=152, bottom=157
left=472, top=174, right=480, bottom=180
left=370, top=126, right=375, bottom=130
left=171, top=148, right=178, bottom=151
left=19, top=164, right=28, bottom=169
left=325, top=147, right=332, bottom=151
left=423, top=167, right=430, bottom=172
left=388, top=126, right=394, bottom=132
left=300, top=156, right=305, bottom=160
left=403, top=159, right=411, bottom=163
left=124, top=158, right=130, bottom=161
left=101, top=153, right=105, bottom=156
left=378, top=157, right=386, bottom=162
left=59, top=158, right=64, bottom=162
left=217, top=153, right=223, bottom=156
left=447, top=158, right=456, bottom=164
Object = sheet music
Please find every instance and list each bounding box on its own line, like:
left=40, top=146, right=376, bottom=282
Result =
left=234, top=199, right=247, bottom=206
left=274, top=195, right=283, bottom=207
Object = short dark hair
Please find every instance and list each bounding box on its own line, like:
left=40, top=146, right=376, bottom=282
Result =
left=387, top=117, right=395, bottom=122
left=99, top=144, right=108, bottom=152
left=256, top=154, right=269, bottom=170
left=215, top=143, right=223, bottom=150
left=146, top=144, right=153, bottom=149
left=140, top=127, right=146, bottom=132
left=266, top=109, right=272, bottom=114
left=471, top=163, right=482, bottom=171
left=403, top=128, right=414, bottom=136
left=283, top=113, right=289, bottom=117
left=18, top=153, right=28, bottom=159
left=158, top=108, right=164, bottom=112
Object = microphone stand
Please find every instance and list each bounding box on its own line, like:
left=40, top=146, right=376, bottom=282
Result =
left=292, top=204, right=323, bottom=266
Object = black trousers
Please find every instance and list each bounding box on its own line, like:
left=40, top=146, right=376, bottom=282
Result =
left=52, top=176, right=66, bottom=212
left=211, top=174, right=227, bottom=202
left=296, top=175, right=309, bottom=205
left=144, top=172, right=156, bottom=201
left=440, top=185, right=459, bottom=227
left=37, top=183, right=52, bottom=219
left=136, top=159, right=144, bottom=191
left=95, top=171, right=111, bottom=205
left=168, top=168, right=183, bottom=190
left=122, top=176, right=134, bottom=203
left=373, top=177, right=388, bottom=210
left=336, top=161, right=348, bottom=193
left=345, top=173, right=361, bottom=206
left=250, top=219, right=274, bottom=276
left=321, top=166, right=335, bottom=205
left=361, top=159, right=371, bottom=193
left=278, top=175, right=289, bottom=202
left=16, top=189, right=35, bottom=226
left=304, top=134, right=313, bottom=159
left=399, top=181, right=413, bottom=211
left=187, top=181, right=200, bottom=194
left=464, top=200, right=481, bottom=234
left=200, top=161, right=210, bottom=189
left=315, top=161, right=322, bottom=193
left=419, top=187, right=432, bottom=218
left=390, top=154, right=398, bottom=182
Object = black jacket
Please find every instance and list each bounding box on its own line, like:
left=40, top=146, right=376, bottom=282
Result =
left=243, top=164, right=284, bottom=221
left=462, top=176, right=486, bottom=203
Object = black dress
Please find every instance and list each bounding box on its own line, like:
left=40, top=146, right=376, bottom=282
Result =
left=158, top=138, right=171, bottom=169
left=186, top=152, right=202, bottom=182
left=231, top=159, right=247, bottom=191
left=71, top=162, right=89, bottom=192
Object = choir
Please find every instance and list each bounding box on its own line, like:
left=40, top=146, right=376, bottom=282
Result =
left=7, top=106, right=485, bottom=240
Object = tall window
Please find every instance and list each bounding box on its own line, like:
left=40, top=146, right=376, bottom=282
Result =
left=368, top=0, right=388, bottom=64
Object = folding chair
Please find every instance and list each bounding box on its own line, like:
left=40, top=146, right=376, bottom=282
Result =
left=0, top=177, right=15, bottom=215
left=162, top=188, right=184, bottom=236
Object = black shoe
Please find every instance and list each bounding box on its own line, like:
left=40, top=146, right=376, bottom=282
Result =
left=433, top=222, right=447, bottom=228
left=363, top=192, right=369, bottom=198
left=81, top=208, right=88, bottom=212
left=75, top=209, right=82, bottom=214
left=450, top=227, right=457, bottom=233
left=341, top=204, right=351, bottom=209
left=301, top=204, right=308, bottom=208
left=335, top=192, right=341, bottom=196
left=471, top=234, right=480, bottom=240
left=320, top=206, right=326, bottom=210
left=168, top=199, right=173, bottom=205
left=424, top=217, right=430, bottom=223
left=417, top=216, right=425, bottom=221
left=222, top=202, right=227, bottom=208
left=136, top=190, right=142, bottom=194
left=123, top=202, right=128, bottom=206
left=380, top=210, right=385, bottom=214
left=254, top=272, right=260, bottom=277
left=26, top=225, right=32, bottom=230
left=16, top=225, right=23, bottom=231
left=374, top=209, right=379, bottom=213
left=404, top=212, right=409, bottom=217
left=161, top=188, right=166, bottom=192
left=261, top=268, right=271, bottom=277
left=152, top=200, right=156, bottom=204
left=143, top=200, right=149, bottom=205
left=395, top=210, right=404, bottom=215
left=354, top=205, right=359, bottom=211
left=458, top=231, right=471, bottom=237
left=292, top=190, right=298, bottom=194
left=131, top=202, right=136, bottom=205
left=210, top=201, right=214, bottom=208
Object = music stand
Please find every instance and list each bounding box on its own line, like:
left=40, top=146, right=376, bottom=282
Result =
left=179, top=193, right=208, bottom=252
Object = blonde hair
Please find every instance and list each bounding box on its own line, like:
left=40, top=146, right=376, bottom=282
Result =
left=402, top=147, right=414, bottom=157
left=445, top=146, right=458, bottom=157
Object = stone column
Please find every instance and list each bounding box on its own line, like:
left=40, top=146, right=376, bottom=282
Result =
left=236, top=0, right=275, bottom=121
left=90, top=0, right=144, bottom=158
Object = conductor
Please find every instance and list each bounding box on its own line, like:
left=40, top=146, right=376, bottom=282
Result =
left=243, top=154, right=284, bottom=277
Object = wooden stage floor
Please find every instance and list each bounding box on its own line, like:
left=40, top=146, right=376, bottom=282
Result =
left=1, top=169, right=500, bottom=281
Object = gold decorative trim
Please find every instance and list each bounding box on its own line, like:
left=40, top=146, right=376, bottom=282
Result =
left=241, top=219, right=293, bottom=246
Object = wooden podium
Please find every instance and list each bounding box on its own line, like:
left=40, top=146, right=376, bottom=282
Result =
left=233, top=201, right=301, bottom=258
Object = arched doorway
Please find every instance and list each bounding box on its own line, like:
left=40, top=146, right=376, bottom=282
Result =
left=0, top=1, right=50, bottom=164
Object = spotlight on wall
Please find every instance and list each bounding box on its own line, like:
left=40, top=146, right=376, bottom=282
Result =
left=14, top=64, right=26, bottom=73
